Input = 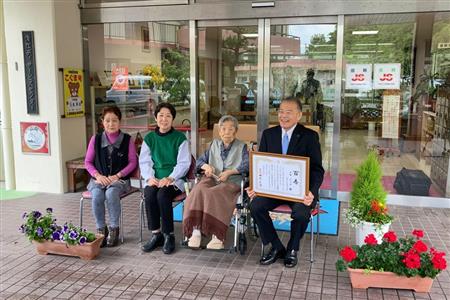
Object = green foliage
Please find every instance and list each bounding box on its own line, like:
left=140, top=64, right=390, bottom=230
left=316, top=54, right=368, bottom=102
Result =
left=20, top=209, right=96, bottom=246
left=336, top=230, right=447, bottom=279
left=349, top=150, right=388, bottom=224
left=20, top=209, right=55, bottom=243
left=161, top=48, right=190, bottom=104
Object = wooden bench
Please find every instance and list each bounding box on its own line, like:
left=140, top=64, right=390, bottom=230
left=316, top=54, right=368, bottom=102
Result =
left=66, top=157, right=89, bottom=193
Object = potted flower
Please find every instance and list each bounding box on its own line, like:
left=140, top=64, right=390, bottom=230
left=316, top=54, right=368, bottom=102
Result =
left=336, top=230, right=447, bottom=292
left=19, top=208, right=104, bottom=260
left=346, top=150, right=393, bottom=245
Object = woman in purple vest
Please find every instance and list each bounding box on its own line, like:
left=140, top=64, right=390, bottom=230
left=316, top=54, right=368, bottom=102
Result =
left=84, top=106, right=137, bottom=247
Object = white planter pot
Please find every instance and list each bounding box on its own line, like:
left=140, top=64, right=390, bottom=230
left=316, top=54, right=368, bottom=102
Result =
left=355, top=221, right=390, bottom=246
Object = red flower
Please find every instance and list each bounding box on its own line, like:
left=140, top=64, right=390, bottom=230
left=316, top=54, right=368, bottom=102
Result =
left=383, top=231, right=397, bottom=243
left=364, top=234, right=378, bottom=245
left=412, top=229, right=424, bottom=239
left=339, top=246, right=357, bottom=262
left=413, top=240, right=428, bottom=253
left=402, top=250, right=421, bottom=269
left=370, top=200, right=381, bottom=213
left=431, top=252, right=447, bottom=270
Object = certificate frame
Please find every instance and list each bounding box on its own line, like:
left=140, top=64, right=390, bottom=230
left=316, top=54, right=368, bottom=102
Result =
left=249, top=151, right=310, bottom=203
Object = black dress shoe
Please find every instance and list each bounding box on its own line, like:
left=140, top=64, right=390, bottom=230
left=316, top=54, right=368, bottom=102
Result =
left=284, top=250, right=298, bottom=268
left=162, top=233, right=175, bottom=254
left=260, top=246, right=286, bottom=265
left=142, top=232, right=164, bottom=252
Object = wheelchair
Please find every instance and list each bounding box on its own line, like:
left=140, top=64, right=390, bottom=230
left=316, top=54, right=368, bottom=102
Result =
left=186, top=171, right=253, bottom=255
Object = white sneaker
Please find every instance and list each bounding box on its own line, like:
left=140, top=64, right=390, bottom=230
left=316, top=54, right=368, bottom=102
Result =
left=188, top=229, right=201, bottom=248
left=206, top=235, right=224, bottom=250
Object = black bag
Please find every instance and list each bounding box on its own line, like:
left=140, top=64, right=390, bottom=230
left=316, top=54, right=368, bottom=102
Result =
left=393, top=168, right=431, bottom=196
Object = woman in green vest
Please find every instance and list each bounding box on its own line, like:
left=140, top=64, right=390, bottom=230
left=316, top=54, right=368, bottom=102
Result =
left=183, top=115, right=249, bottom=250
left=139, top=102, right=191, bottom=255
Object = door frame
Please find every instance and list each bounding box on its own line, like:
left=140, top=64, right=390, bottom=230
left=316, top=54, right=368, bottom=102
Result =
left=194, top=16, right=344, bottom=199
left=262, top=16, right=343, bottom=200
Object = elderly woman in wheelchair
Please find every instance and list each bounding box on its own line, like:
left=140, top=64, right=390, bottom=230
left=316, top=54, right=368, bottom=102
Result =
left=183, top=115, right=249, bottom=250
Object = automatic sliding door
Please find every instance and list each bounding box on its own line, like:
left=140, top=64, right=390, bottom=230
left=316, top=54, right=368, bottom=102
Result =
left=197, top=21, right=259, bottom=156
left=268, top=18, right=339, bottom=197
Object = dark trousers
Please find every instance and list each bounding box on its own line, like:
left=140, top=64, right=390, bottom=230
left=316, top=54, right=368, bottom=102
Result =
left=144, top=185, right=181, bottom=234
left=250, top=196, right=312, bottom=251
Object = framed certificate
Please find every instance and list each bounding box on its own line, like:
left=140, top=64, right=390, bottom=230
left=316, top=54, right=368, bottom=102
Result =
left=249, top=151, right=310, bottom=203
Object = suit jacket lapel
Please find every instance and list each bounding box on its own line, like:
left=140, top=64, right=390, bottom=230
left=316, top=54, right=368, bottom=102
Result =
left=287, top=124, right=303, bottom=155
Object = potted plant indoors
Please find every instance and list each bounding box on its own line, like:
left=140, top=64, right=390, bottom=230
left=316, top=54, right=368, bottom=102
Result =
left=336, top=230, right=447, bottom=292
left=19, top=208, right=104, bottom=260
left=346, top=150, right=393, bottom=245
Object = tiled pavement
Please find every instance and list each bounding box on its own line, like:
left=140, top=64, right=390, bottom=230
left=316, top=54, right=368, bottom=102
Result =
left=0, top=192, right=449, bottom=299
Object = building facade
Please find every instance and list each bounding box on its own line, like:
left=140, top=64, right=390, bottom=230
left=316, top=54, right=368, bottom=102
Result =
left=1, top=0, right=450, bottom=207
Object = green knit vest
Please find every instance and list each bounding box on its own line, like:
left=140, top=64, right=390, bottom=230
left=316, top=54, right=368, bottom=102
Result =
left=143, top=130, right=187, bottom=179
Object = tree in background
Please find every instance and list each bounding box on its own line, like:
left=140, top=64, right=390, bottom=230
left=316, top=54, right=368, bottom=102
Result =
left=222, top=27, right=257, bottom=87
left=161, top=48, right=190, bottom=105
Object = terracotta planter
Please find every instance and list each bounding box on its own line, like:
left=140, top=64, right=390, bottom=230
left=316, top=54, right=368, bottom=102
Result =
left=33, top=234, right=104, bottom=260
left=348, top=268, right=433, bottom=292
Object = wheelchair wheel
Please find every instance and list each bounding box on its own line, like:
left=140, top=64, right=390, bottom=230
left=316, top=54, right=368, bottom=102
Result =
left=238, top=232, right=247, bottom=255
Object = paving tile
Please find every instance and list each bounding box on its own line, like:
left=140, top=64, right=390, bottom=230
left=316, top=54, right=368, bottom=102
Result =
left=1, top=196, right=449, bottom=300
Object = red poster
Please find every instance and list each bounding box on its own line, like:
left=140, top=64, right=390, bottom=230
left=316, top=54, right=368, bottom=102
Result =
left=111, top=65, right=129, bottom=91
left=20, top=122, right=50, bottom=154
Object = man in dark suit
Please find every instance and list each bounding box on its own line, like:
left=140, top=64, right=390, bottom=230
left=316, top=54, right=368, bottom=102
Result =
left=247, top=97, right=324, bottom=268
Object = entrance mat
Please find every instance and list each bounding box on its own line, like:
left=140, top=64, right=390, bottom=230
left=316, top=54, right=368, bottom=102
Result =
left=0, top=188, right=37, bottom=201
left=271, top=199, right=340, bottom=235
left=173, top=198, right=340, bottom=235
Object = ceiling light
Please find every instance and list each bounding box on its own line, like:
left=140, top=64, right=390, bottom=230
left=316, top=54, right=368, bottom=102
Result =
left=352, top=30, right=379, bottom=35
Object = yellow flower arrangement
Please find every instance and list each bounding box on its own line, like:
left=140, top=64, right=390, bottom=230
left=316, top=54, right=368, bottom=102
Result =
left=142, top=65, right=166, bottom=86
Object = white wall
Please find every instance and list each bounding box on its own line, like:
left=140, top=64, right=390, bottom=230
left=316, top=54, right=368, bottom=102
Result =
left=54, top=0, right=87, bottom=191
left=3, top=0, right=85, bottom=193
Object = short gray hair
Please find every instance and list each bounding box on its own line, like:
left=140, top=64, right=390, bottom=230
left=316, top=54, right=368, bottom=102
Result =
left=218, top=115, right=239, bottom=130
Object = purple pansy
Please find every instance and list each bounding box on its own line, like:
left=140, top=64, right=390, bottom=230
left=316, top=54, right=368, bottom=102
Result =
left=52, top=231, right=60, bottom=240
left=79, top=236, right=87, bottom=245
left=69, top=230, right=78, bottom=240
left=36, top=227, right=43, bottom=237
left=22, top=212, right=28, bottom=219
left=33, top=211, right=42, bottom=219
left=19, top=225, right=25, bottom=233
left=61, top=224, right=68, bottom=234
left=46, top=208, right=53, bottom=213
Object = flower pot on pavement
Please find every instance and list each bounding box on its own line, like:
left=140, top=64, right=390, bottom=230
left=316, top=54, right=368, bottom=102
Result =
left=33, top=234, right=104, bottom=260
left=355, top=221, right=390, bottom=246
left=348, top=268, right=433, bottom=292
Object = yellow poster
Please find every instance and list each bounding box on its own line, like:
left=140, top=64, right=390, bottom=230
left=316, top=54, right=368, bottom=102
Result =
left=63, top=68, right=85, bottom=118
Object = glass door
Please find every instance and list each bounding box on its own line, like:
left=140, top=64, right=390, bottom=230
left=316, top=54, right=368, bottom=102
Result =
left=196, top=20, right=259, bottom=155
left=195, top=18, right=342, bottom=198
left=267, top=18, right=341, bottom=198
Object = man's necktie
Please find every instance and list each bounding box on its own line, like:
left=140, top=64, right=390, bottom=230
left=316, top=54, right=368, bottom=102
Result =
left=282, top=133, right=289, bottom=155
